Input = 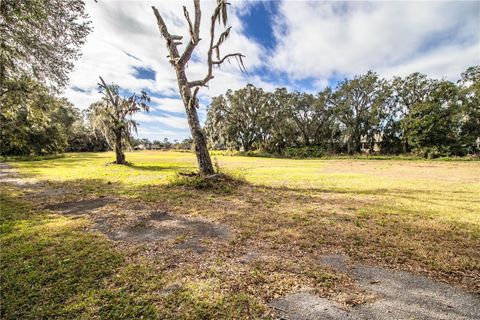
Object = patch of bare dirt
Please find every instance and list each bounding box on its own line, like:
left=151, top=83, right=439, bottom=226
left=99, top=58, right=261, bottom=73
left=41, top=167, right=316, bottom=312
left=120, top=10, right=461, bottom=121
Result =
left=44, top=198, right=114, bottom=215
left=1, top=163, right=39, bottom=187
left=1, top=163, right=71, bottom=198
left=94, top=211, right=233, bottom=253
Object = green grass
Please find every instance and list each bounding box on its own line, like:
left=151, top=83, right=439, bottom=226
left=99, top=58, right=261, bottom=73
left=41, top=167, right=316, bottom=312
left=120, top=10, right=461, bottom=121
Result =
left=0, top=185, right=269, bottom=319
left=10, top=151, right=480, bottom=228
left=2, top=151, right=480, bottom=318
left=0, top=187, right=163, bottom=319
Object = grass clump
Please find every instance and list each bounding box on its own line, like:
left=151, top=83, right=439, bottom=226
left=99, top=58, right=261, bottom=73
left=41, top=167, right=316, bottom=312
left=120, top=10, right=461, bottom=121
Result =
left=168, top=160, right=246, bottom=193
left=158, top=279, right=268, bottom=320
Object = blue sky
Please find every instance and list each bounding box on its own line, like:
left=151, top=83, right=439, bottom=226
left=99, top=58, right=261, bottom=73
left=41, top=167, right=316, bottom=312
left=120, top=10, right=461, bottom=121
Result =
left=65, top=0, right=480, bottom=141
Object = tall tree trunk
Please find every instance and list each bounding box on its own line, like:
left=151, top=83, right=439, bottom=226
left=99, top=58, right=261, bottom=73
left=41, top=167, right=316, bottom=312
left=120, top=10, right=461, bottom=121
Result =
left=402, top=137, right=408, bottom=153
left=177, top=71, right=214, bottom=176
left=243, top=141, right=250, bottom=152
left=114, top=132, right=125, bottom=164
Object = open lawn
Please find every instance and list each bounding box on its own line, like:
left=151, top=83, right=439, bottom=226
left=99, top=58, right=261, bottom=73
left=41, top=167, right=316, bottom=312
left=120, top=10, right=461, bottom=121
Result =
left=1, top=151, right=479, bottom=319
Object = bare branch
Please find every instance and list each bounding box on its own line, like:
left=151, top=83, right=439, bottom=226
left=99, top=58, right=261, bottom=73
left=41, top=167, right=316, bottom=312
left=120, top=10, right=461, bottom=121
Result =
left=152, top=6, right=172, bottom=40
left=179, top=0, right=201, bottom=66
left=183, top=5, right=194, bottom=40
left=212, top=26, right=231, bottom=59
left=152, top=6, right=181, bottom=61
left=212, top=53, right=245, bottom=66
left=187, top=1, right=245, bottom=89
left=186, top=1, right=223, bottom=87
left=188, top=76, right=214, bottom=88
left=98, top=76, right=116, bottom=106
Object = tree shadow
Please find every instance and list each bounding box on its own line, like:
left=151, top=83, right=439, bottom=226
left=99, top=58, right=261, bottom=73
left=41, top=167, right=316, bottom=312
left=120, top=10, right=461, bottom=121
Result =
left=5, top=171, right=479, bottom=295
left=129, top=164, right=191, bottom=172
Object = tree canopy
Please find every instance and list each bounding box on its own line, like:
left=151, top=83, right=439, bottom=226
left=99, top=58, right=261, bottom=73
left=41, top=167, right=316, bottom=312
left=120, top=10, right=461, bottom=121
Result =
left=0, top=0, right=91, bottom=92
left=206, top=67, right=480, bottom=158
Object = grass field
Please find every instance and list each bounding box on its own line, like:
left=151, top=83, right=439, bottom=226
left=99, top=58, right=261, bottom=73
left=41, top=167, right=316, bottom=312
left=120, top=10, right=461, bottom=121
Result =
left=1, top=151, right=479, bottom=319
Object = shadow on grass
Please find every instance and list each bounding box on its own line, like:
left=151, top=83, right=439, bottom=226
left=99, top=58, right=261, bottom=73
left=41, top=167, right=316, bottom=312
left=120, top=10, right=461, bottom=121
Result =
left=0, top=190, right=160, bottom=320
left=5, top=173, right=479, bottom=295
left=0, top=187, right=269, bottom=319
left=129, top=164, right=192, bottom=172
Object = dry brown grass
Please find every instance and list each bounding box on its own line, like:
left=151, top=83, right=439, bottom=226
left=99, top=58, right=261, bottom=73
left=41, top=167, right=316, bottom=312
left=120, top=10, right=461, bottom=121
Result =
left=5, top=152, right=480, bottom=317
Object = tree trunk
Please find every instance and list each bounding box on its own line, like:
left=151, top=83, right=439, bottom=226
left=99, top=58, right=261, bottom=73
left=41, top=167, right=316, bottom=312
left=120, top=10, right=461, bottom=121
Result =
left=114, top=132, right=125, bottom=164
left=177, top=70, right=214, bottom=176
left=151, top=2, right=242, bottom=176
left=402, top=138, right=408, bottom=153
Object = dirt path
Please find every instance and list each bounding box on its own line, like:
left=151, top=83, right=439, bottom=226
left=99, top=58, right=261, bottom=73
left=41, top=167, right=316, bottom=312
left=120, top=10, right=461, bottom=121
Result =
left=271, top=254, right=480, bottom=319
left=2, top=162, right=479, bottom=319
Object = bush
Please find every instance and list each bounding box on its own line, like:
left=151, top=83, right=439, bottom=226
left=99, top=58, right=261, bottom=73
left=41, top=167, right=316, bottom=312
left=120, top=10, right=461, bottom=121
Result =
left=283, top=147, right=325, bottom=158
left=413, top=146, right=451, bottom=159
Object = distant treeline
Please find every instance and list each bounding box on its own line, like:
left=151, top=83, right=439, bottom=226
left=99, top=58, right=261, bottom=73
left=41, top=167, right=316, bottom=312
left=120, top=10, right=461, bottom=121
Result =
left=131, top=138, right=193, bottom=151
left=2, top=67, right=478, bottom=158
left=0, top=77, right=190, bottom=156
left=205, top=67, right=480, bottom=158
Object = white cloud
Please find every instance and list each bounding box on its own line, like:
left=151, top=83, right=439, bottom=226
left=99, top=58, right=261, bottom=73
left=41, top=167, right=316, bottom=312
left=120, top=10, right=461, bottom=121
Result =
left=64, top=0, right=479, bottom=141
left=65, top=1, right=264, bottom=109
left=64, top=0, right=266, bottom=140
left=150, top=97, right=185, bottom=113
left=133, top=113, right=189, bottom=130
left=270, top=1, right=479, bottom=82
left=379, top=43, right=479, bottom=80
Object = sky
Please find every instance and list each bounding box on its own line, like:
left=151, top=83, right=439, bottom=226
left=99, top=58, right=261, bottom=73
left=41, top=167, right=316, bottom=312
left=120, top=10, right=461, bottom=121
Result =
left=65, top=0, right=480, bottom=141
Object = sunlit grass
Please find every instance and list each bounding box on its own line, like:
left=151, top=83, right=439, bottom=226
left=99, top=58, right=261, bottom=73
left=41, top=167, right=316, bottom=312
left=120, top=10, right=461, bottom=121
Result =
left=3, top=150, right=480, bottom=318
left=0, top=187, right=269, bottom=319
left=11, top=151, right=480, bottom=230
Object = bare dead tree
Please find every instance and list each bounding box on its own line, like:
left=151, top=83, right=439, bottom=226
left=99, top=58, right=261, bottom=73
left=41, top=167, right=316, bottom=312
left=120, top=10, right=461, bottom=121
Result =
left=152, top=0, right=245, bottom=176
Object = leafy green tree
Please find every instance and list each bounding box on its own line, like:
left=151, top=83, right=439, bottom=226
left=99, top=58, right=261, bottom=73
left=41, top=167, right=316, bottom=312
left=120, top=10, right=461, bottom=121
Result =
left=178, top=138, right=193, bottom=150
left=287, top=92, right=317, bottom=147
left=312, top=89, right=342, bottom=152
left=0, top=80, right=82, bottom=155
left=206, top=85, right=269, bottom=151
left=262, top=88, right=298, bottom=153
left=88, top=77, right=150, bottom=164
left=206, top=67, right=478, bottom=158
left=66, top=123, right=110, bottom=152
left=286, top=90, right=338, bottom=150
left=457, top=66, right=480, bottom=154
left=163, top=138, right=171, bottom=149
left=0, top=0, right=91, bottom=156
left=0, top=0, right=91, bottom=93
left=402, top=80, right=460, bottom=157
left=391, top=73, right=436, bottom=152
left=329, top=71, right=388, bottom=153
